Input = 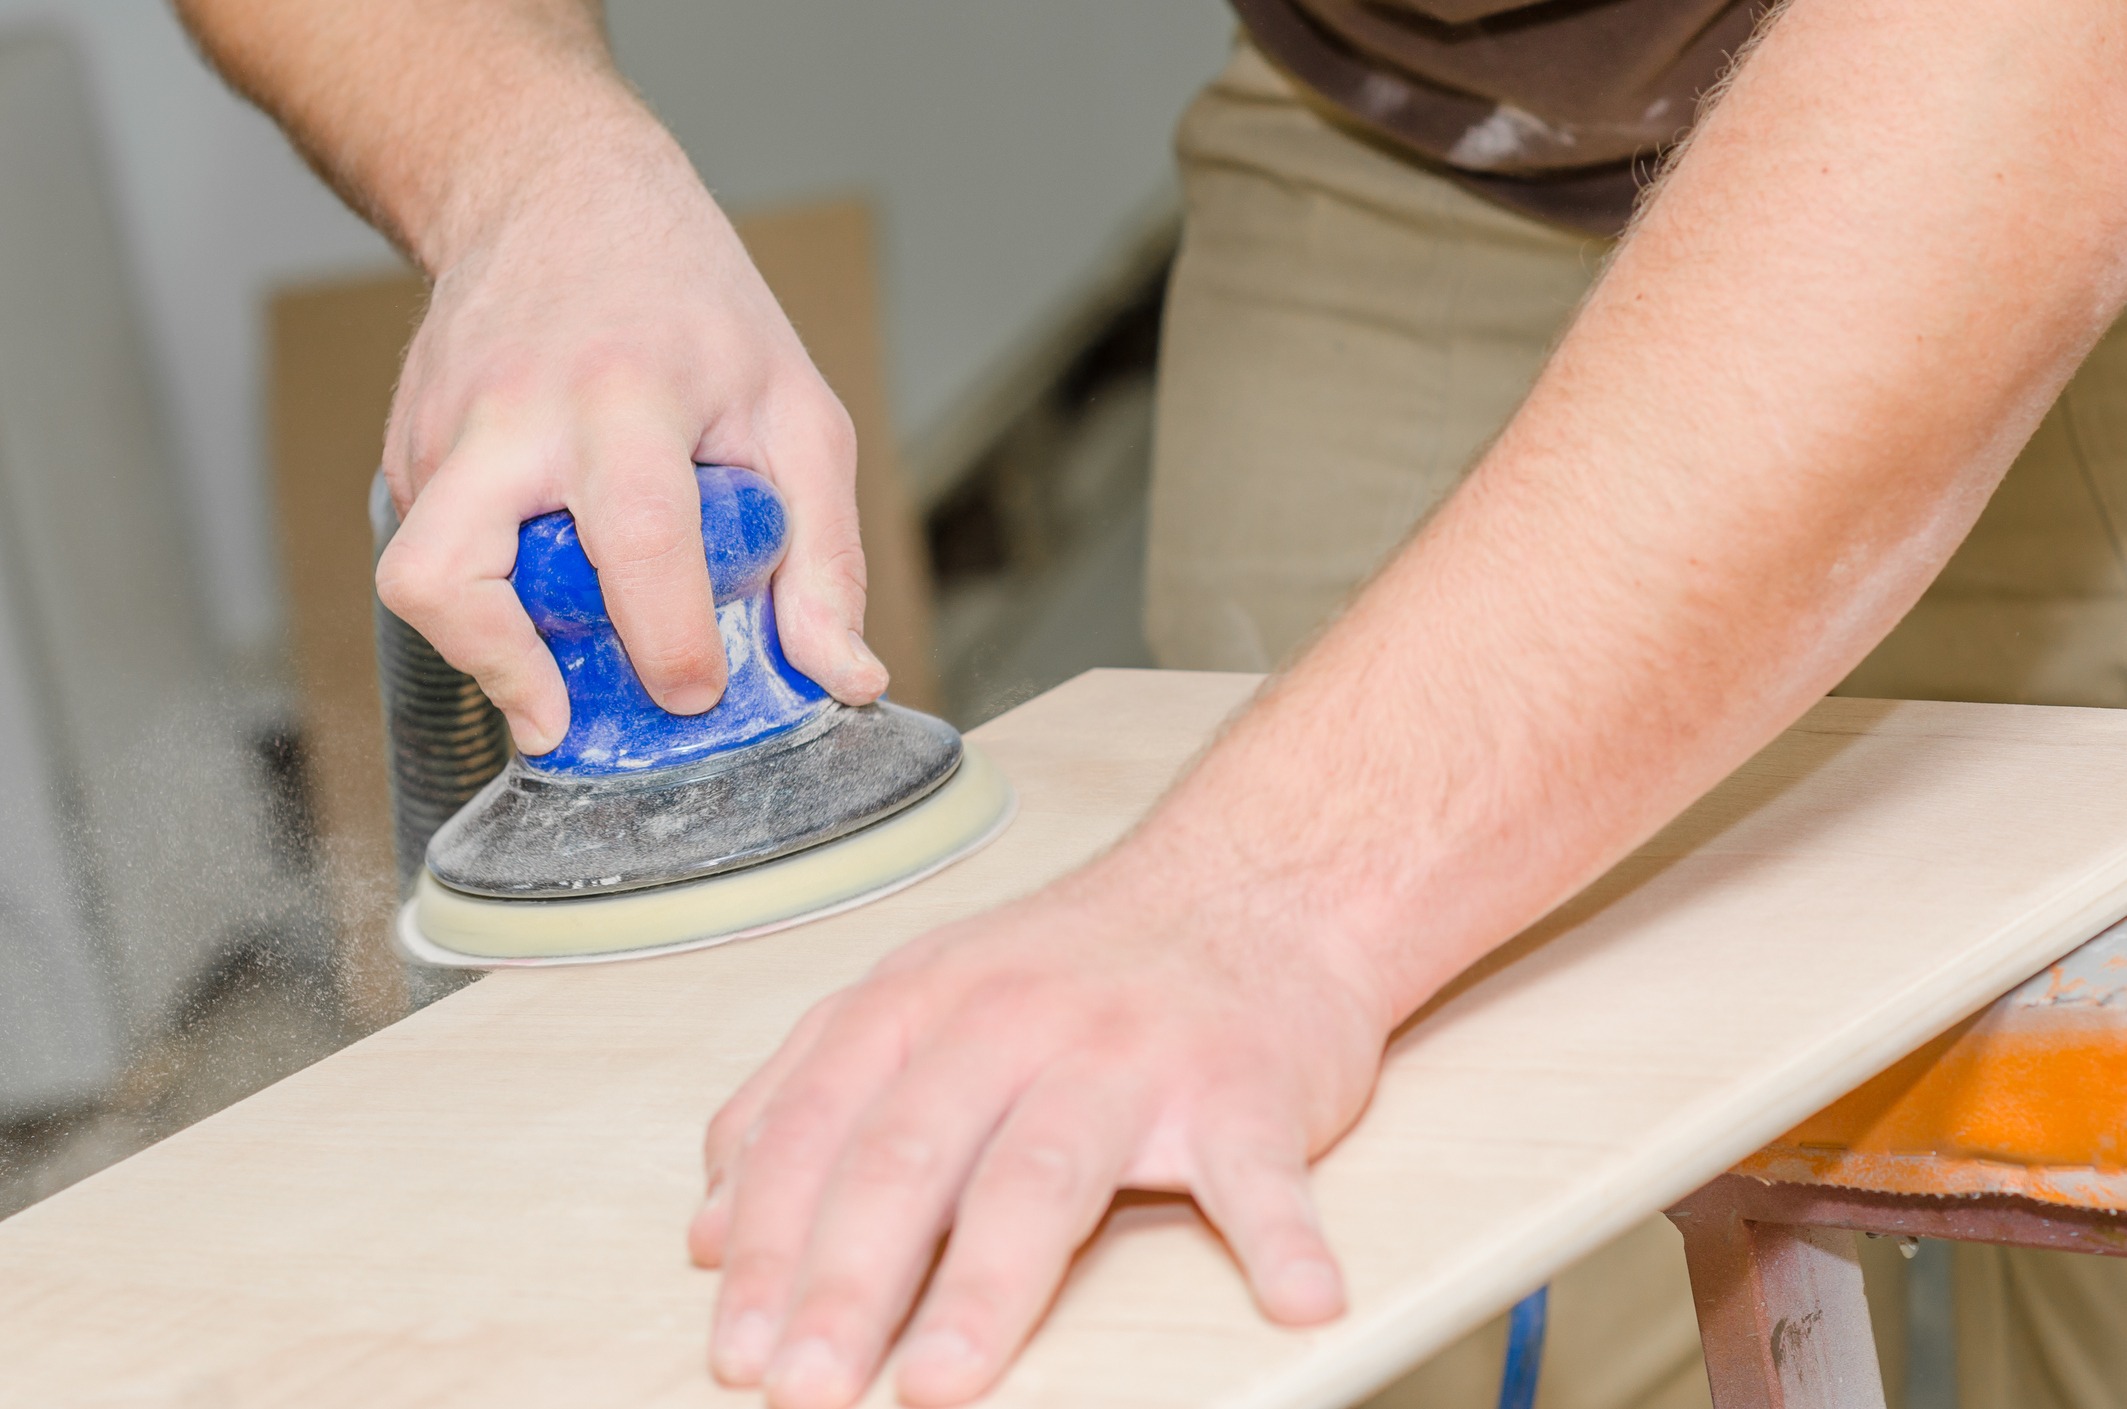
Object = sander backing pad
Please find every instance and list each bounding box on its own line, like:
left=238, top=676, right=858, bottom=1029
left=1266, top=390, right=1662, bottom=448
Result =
left=395, top=742, right=1013, bottom=968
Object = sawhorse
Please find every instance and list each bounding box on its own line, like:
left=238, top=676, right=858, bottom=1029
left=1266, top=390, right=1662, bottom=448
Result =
left=1667, top=922, right=2127, bottom=1407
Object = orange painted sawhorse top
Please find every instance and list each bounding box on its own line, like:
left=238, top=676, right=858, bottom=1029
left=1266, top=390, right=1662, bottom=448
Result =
left=1744, top=920, right=2127, bottom=1209
left=1669, top=920, right=2127, bottom=1408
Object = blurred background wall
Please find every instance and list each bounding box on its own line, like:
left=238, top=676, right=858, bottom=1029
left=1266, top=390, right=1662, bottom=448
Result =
left=0, top=0, right=1232, bottom=1212
left=0, top=0, right=1230, bottom=666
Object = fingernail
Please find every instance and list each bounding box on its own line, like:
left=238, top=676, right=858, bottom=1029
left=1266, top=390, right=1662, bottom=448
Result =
left=510, top=715, right=560, bottom=757
left=1269, top=1258, right=1345, bottom=1321
left=711, top=1309, right=777, bottom=1385
left=765, top=1336, right=854, bottom=1407
left=660, top=681, right=722, bottom=716
left=900, top=1327, right=981, bottom=1385
left=845, top=630, right=887, bottom=682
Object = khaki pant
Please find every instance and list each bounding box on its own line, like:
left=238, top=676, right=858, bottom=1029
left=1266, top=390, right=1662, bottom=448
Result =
left=1147, top=43, right=2127, bottom=1409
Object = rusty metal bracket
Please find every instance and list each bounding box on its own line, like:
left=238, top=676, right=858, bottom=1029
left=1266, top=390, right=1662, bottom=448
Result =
left=1668, top=1174, right=2127, bottom=1408
left=1668, top=1179, right=1887, bottom=1409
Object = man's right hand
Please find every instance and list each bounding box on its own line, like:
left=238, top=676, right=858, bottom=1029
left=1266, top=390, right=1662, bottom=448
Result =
left=374, top=131, right=887, bottom=755
left=175, top=0, right=888, bottom=756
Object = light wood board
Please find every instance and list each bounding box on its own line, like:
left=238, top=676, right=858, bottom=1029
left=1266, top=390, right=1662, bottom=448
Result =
left=7, top=669, right=2127, bottom=1409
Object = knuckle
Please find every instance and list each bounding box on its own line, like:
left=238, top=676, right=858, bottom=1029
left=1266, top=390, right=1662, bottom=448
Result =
left=401, top=430, right=449, bottom=491
left=792, top=1274, right=872, bottom=1324
left=568, top=342, right=666, bottom=405
left=779, top=990, right=850, bottom=1048
left=812, top=541, right=869, bottom=603
left=625, top=631, right=723, bottom=685
left=964, top=973, right=1047, bottom=1026
left=770, top=371, right=857, bottom=465
left=842, top=972, right=925, bottom=1027
left=985, top=1140, right=1080, bottom=1201
left=816, top=400, right=859, bottom=468
left=374, top=543, right=452, bottom=622
left=723, top=1246, right=795, bottom=1289
left=844, top=1126, right=940, bottom=1187
left=385, top=398, right=441, bottom=485
left=588, top=486, right=700, bottom=569
left=703, top=1108, right=745, bottom=1166
left=928, top=1272, right=1013, bottom=1324
left=1204, top=1138, right=1303, bottom=1199
left=753, top=1085, right=844, bottom=1159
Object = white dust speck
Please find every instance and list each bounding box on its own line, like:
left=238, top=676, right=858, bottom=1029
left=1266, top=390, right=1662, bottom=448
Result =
left=1448, top=105, right=1576, bottom=169
left=1357, top=73, right=1409, bottom=120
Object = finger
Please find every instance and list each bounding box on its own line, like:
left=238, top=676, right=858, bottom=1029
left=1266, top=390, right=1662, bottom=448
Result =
left=760, top=1019, right=1046, bottom=1409
left=690, top=994, right=846, bottom=1268
left=375, top=449, right=568, bottom=752
left=571, top=403, right=727, bottom=715
left=1187, top=1095, right=1346, bottom=1326
left=751, top=387, right=887, bottom=705
left=693, top=925, right=963, bottom=1265
left=895, top=1066, right=1146, bottom=1408
left=710, top=989, right=920, bottom=1387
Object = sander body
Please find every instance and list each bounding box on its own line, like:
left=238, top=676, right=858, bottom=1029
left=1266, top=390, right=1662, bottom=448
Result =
left=390, top=464, right=1013, bottom=967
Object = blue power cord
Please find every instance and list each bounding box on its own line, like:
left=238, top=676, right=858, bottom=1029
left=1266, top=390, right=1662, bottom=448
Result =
left=1497, top=1286, right=1549, bottom=1409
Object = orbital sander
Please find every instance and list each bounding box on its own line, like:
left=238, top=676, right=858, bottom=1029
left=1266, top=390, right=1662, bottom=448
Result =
left=389, top=463, right=1014, bottom=968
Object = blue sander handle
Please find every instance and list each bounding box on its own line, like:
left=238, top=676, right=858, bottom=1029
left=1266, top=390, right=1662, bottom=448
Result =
left=510, top=464, right=831, bottom=776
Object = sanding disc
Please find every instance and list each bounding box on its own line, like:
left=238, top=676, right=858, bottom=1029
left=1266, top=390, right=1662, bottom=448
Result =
left=395, top=743, right=1015, bottom=968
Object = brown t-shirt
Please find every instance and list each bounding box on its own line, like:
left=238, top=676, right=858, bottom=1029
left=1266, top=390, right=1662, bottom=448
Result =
left=1228, top=0, right=1768, bottom=236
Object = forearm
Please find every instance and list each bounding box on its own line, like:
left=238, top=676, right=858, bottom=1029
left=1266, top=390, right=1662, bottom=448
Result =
left=175, top=0, right=674, bottom=271
left=675, top=6, right=2127, bottom=1384
left=1116, top=0, right=2127, bottom=1030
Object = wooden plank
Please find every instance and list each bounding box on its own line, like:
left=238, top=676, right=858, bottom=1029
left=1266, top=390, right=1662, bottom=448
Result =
left=6, top=671, right=2127, bottom=1409
left=1734, top=920, right=2127, bottom=1208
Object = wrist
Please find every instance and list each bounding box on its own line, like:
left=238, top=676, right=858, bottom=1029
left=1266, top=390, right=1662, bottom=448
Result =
left=414, top=87, right=692, bottom=277
left=1082, top=817, right=1411, bottom=1047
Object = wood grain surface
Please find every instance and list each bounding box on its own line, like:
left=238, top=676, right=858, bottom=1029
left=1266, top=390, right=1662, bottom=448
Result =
left=7, top=670, right=2127, bottom=1409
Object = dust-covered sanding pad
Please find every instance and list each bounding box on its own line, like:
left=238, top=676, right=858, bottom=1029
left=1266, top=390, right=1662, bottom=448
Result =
left=396, top=744, right=1014, bottom=968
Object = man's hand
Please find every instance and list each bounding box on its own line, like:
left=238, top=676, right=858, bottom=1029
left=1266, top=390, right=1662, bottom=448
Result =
left=176, top=0, right=886, bottom=753
left=374, top=147, right=884, bottom=752
left=687, top=850, right=1388, bottom=1408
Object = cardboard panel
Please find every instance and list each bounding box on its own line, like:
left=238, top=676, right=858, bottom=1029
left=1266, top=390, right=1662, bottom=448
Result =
left=269, top=271, right=427, bottom=1021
